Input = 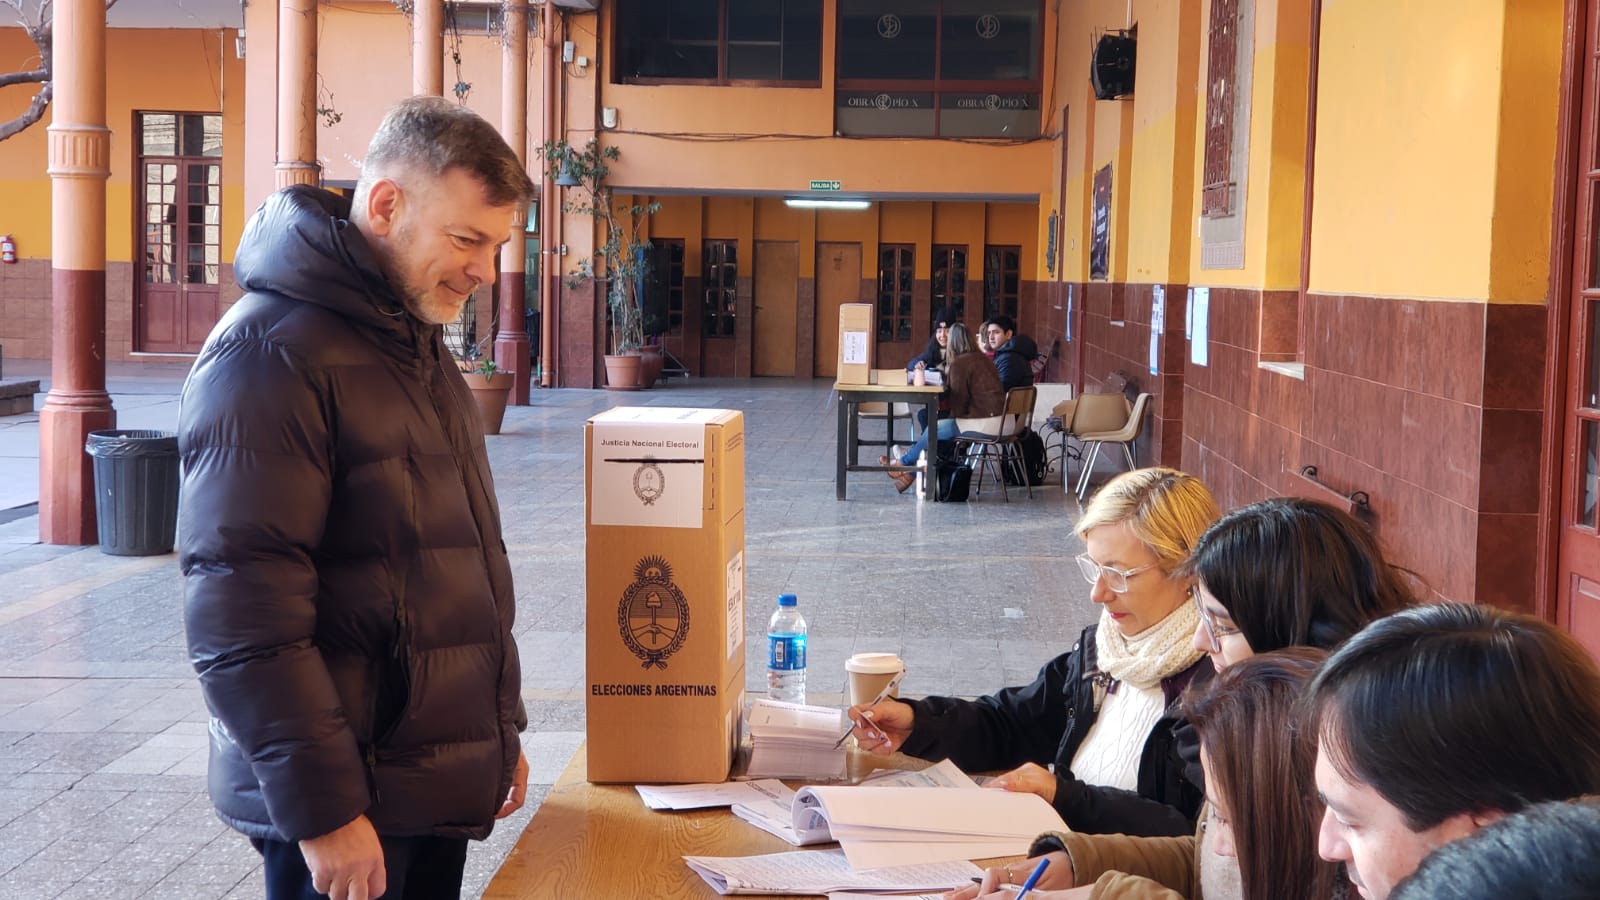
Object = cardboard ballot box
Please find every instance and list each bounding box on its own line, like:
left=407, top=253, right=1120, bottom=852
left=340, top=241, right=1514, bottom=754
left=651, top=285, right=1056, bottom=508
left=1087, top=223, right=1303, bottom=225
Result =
left=837, top=302, right=874, bottom=384
left=585, top=407, right=747, bottom=783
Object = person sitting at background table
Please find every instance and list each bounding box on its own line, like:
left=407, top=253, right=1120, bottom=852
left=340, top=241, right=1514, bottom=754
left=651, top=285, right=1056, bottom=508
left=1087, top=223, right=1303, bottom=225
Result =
left=1388, top=796, right=1600, bottom=900
left=949, top=495, right=1418, bottom=900
left=985, top=315, right=1039, bottom=390
left=958, top=650, right=1344, bottom=900
left=850, top=468, right=1219, bottom=834
left=906, top=305, right=961, bottom=433
left=882, top=323, right=1003, bottom=493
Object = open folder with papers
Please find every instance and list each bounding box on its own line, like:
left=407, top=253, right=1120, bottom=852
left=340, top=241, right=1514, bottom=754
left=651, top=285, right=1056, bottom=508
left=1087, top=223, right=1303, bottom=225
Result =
left=729, top=756, right=1066, bottom=870
left=684, top=849, right=981, bottom=896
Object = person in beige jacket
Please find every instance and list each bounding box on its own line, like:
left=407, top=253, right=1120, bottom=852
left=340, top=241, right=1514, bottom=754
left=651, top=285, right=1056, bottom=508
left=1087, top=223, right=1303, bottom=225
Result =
left=956, top=651, right=1344, bottom=900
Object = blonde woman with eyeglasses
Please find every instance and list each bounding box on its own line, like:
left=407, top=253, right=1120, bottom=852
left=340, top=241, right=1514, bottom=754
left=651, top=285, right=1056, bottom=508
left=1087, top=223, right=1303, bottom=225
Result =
left=848, top=468, right=1220, bottom=837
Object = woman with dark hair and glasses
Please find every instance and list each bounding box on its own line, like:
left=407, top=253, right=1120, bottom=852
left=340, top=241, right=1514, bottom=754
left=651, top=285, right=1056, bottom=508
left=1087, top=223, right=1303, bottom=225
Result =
left=1183, top=497, right=1417, bottom=671
left=850, top=468, right=1221, bottom=836
left=952, top=497, right=1415, bottom=899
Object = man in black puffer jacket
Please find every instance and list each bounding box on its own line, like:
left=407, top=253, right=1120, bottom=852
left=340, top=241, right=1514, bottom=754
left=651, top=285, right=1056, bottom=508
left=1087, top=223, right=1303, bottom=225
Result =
left=180, top=97, right=536, bottom=900
left=985, top=315, right=1039, bottom=390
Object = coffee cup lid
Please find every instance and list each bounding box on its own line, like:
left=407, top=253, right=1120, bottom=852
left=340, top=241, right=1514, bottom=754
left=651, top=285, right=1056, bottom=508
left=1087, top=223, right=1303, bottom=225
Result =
left=846, top=652, right=904, bottom=674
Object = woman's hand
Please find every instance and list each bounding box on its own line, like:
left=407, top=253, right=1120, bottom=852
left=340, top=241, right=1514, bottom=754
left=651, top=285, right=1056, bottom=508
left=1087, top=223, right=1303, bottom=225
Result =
left=846, top=698, right=914, bottom=754
left=914, top=360, right=928, bottom=370
left=942, top=852, right=1077, bottom=899
left=988, top=762, right=1058, bottom=804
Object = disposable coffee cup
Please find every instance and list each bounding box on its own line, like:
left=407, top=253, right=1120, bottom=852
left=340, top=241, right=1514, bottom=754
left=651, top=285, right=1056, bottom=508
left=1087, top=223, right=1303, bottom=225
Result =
left=846, top=653, right=905, bottom=707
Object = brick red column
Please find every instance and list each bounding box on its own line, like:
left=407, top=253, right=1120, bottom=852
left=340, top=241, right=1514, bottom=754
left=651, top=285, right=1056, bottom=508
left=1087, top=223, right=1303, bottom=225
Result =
left=40, top=0, right=115, bottom=544
left=495, top=0, right=531, bottom=404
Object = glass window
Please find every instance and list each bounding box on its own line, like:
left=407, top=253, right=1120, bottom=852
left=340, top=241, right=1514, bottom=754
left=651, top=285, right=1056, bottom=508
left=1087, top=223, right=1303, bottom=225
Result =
left=141, top=114, right=176, bottom=156
left=703, top=240, right=738, bottom=338
left=984, top=246, right=1021, bottom=321
left=939, top=0, right=1040, bottom=81
left=838, top=0, right=936, bottom=80
left=616, top=0, right=821, bottom=84
left=931, top=246, right=967, bottom=327
left=835, top=2, right=1041, bottom=138
left=877, top=245, right=915, bottom=342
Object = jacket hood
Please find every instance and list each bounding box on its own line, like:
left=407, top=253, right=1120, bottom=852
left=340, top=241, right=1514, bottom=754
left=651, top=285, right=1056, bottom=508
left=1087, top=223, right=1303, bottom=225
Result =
left=1000, top=333, right=1039, bottom=358
left=234, top=185, right=414, bottom=340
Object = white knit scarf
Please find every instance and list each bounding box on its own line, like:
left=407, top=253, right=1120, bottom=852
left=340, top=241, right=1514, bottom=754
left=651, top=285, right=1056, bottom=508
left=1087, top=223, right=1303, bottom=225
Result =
left=1093, top=601, right=1206, bottom=690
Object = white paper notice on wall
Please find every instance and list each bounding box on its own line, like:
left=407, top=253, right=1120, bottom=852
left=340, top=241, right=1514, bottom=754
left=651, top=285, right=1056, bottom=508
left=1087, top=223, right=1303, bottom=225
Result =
left=591, top=407, right=720, bottom=529
left=842, top=331, right=870, bottom=365
left=1149, top=285, right=1165, bottom=376
left=1185, top=287, right=1195, bottom=340
left=1191, top=288, right=1210, bottom=367
left=726, top=550, right=745, bottom=661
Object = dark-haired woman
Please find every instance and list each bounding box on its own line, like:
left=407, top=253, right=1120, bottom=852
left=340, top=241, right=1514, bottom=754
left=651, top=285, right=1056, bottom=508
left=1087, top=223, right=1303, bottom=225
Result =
left=882, top=322, right=1002, bottom=492
left=956, top=650, right=1351, bottom=900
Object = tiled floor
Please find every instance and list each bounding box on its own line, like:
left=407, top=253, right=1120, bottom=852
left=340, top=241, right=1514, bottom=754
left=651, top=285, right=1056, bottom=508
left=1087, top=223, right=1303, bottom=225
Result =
left=0, top=366, right=1111, bottom=898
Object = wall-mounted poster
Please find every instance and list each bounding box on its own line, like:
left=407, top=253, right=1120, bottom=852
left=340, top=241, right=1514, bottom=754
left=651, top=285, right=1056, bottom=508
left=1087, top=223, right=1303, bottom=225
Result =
left=1090, top=164, right=1111, bottom=281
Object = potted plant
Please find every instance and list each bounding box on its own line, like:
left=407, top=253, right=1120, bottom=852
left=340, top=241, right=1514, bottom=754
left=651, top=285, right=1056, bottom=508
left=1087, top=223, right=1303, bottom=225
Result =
left=539, top=138, right=661, bottom=390
left=454, top=301, right=515, bottom=434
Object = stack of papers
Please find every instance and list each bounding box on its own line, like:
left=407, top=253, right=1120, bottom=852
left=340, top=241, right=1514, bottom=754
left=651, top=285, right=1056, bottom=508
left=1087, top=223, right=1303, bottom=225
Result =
left=731, top=759, right=976, bottom=846
left=637, top=779, right=791, bottom=811
left=684, top=849, right=980, bottom=895
left=746, top=699, right=848, bottom=779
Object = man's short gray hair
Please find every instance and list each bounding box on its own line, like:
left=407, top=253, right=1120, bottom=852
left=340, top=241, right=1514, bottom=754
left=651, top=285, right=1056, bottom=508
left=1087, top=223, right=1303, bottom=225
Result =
left=358, top=96, right=536, bottom=207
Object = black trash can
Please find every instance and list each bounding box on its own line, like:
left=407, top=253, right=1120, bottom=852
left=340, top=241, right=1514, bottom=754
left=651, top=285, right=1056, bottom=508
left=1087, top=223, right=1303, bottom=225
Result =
left=85, top=430, right=180, bottom=556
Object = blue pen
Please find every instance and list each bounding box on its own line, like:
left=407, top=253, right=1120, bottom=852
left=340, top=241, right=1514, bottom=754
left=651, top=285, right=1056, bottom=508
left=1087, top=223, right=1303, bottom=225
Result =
left=1013, top=857, right=1050, bottom=900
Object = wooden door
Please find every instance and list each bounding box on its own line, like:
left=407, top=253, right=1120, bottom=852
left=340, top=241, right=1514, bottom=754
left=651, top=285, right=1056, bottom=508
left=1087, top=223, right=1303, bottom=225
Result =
left=753, top=241, right=799, bottom=376
left=1558, top=0, right=1600, bottom=657
left=814, top=242, right=861, bottom=377
left=136, top=113, right=223, bottom=354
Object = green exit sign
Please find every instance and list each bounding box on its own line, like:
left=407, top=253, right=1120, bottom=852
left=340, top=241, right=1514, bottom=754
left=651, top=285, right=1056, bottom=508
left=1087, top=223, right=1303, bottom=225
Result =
left=810, top=180, right=842, bottom=191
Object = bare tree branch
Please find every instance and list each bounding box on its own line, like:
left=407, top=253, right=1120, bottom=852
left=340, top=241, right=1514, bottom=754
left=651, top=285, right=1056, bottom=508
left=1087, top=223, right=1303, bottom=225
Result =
left=0, top=68, right=47, bottom=89
left=0, top=0, right=116, bottom=143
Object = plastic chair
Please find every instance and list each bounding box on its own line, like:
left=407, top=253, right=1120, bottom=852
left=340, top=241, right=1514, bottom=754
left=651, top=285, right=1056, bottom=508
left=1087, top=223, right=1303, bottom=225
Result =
left=1074, top=392, right=1151, bottom=501
left=1053, top=392, right=1130, bottom=494
left=958, top=385, right=1038, bottom=502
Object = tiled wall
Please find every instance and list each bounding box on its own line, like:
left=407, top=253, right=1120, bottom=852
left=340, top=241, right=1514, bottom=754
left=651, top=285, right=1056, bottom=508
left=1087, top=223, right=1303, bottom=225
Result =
left=1180, top=288, right=1547, bottom=609
left=1074, top=281, right=1190, bottom=469
left=0, top=260, right=241, bottom=363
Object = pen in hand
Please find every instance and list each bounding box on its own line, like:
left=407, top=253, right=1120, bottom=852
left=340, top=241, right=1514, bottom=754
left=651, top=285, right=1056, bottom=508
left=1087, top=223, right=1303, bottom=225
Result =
left=833, top=668, right=908, bottom=749
left=1013, top=857, right=1050, bottom=899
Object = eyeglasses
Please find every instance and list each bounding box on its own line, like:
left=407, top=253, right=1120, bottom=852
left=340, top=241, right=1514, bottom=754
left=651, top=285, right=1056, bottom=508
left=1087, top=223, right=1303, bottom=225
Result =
left=1074, top=554, right=1155, bottom=594
left=1193, top=589, right=1242, bottom=652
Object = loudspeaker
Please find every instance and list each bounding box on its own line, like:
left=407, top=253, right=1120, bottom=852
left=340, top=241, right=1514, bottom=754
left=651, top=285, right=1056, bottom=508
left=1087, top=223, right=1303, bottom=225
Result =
left=1091, top=33, right=1137, bottom=100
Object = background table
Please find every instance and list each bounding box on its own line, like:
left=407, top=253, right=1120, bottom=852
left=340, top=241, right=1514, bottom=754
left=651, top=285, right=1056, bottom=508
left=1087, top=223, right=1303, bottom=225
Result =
left=833, top=381, right=944, bottom=501
left=483, top=745, right=1018, bottom=899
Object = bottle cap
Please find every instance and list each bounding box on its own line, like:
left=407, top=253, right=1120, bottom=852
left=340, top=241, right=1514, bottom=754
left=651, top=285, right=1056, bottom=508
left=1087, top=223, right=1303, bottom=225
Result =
left=777, top=593, right=797, bottom=607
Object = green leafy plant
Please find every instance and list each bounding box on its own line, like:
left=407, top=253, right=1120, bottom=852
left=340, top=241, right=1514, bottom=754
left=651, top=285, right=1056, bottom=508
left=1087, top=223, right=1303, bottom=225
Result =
left=539, top=138, right=661, bottom=355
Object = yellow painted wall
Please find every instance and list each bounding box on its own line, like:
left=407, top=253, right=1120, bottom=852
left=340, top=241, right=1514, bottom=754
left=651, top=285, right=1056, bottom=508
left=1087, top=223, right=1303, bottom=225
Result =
left=815, top=205, right=881, bottom=280
left=880, top=202, right=934, bottom=278
left=1307, top=0, right=1551, bottom=302
left=1125, top=0, right=1201, bottom=283
left=754, top=197, right=817, bottom=278
left=1488, top=0, right=1564, bottom=304
left=0, top=27, right=246, bottom=262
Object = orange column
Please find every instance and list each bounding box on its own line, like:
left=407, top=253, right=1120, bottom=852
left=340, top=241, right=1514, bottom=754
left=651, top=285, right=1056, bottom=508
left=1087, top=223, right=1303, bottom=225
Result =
left=495, top=0, right=531, bottom=404
left=413, top=0, right=444, bottom=96
left=40, top=0, right=116, bottom=544
left=540, top=0, right=561, bottom=387
left=275, top=0, right=319, bottom=189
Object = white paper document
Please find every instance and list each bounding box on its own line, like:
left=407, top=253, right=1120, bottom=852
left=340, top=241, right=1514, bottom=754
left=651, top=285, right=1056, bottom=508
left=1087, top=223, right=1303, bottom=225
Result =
left=745, top=699, right=848, bottom=779
left=683, top=849, right=981, bottom=896
left=732, top=759, right=981, bottom=846
left=793, top=784, right=1066, bottom=869
left=590, top=407, right=725, bottom=529
left=843, top=331, right=870, bottom=365
left=1191, top=287, right=1210, bottom=366
left=636, top=779, right=789, bottom=811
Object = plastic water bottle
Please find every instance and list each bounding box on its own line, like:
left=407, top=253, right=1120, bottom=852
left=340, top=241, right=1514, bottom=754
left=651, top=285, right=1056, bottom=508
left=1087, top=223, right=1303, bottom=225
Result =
left=767, top=593, right=808, bottom=704
left=916, top=450, right=928, bottom=497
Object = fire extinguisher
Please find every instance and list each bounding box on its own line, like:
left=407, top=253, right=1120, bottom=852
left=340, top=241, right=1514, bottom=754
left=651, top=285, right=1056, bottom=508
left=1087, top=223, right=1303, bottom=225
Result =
left=0, top=235, right=15, bottom=264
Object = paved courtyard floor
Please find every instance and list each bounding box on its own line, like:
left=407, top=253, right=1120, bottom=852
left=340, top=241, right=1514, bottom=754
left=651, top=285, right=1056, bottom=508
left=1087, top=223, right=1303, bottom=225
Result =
left=0, top=364, right=1107, bottom=898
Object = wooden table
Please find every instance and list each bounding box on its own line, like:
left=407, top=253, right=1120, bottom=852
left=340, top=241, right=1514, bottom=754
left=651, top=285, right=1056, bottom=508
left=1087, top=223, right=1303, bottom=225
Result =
left=833, top=380, right=944, bottom=501
left=483, top=746, right=1015, bottom=899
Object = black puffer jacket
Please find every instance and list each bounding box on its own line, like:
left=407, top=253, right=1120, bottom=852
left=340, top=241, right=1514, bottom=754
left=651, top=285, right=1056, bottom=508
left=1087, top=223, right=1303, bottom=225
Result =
left=994, top=333, right=1040, bottom=390
left=179, top=186, right=525, bottom=844
left=900, top=624, right=1209, bottom=837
